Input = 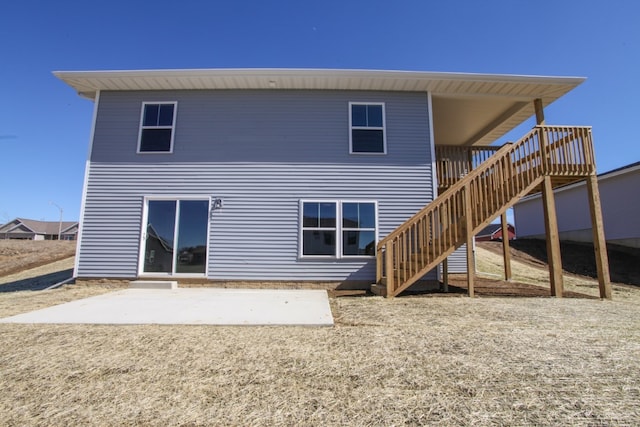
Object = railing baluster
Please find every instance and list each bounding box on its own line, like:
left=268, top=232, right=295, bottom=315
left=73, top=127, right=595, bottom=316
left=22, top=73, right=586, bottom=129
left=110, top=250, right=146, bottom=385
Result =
left=393, top=239, right=399, bottom=294
left=377, top=245, right=382, bottom=283
left=417, top=218, right=423, bottom=268
left=429, top=211, right=436, bottom=262
left=405, top=227, right=410, bottom=279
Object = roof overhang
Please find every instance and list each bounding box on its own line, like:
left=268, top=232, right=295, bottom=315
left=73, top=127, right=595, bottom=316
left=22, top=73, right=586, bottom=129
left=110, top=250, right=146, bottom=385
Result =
left=54, top=68, right=585, bottom=146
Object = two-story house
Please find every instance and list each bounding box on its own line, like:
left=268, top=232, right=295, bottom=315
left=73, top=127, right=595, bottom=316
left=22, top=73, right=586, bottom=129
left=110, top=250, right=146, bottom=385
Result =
left=56, top=69, right=611, bottom=298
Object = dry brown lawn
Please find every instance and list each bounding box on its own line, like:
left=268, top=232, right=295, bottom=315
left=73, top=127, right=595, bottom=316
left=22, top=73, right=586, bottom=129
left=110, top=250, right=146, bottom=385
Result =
left=475, top=245, right=638, bottom=301
left=1, top=241, right=639, bottom=425
left=0, top=240, right=75, bottom=277
left=1, top=282, right=639, bottom=425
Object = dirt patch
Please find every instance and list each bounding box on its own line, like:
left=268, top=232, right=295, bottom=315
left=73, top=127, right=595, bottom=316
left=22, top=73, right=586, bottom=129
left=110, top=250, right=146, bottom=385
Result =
left=443, top=275, right=598, bottom=298
left=479, top=239, right=640, bottom=286
left=0, top=240, right=76, bottom=277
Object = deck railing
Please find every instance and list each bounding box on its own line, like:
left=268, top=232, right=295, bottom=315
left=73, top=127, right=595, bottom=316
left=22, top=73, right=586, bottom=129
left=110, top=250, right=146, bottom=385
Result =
left=377, top=125, right=595, bottom=297
left=435, top=146, right=501, bottom=190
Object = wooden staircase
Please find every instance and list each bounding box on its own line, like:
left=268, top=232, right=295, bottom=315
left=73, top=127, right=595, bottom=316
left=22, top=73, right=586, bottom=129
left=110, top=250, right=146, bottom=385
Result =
left=375, top=125, right=597, bottom=297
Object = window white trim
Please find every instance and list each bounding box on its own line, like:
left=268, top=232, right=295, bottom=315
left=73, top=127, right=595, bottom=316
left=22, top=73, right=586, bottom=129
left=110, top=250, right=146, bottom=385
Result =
left=138, top=195, right=211, bottom=278
left=299, top=200, right=378, bottom=259
left=136, top=101, right=178, bottom=154
left=299, top=200, right=338, bottom=259
left=348, top=102, right=387, bottom=155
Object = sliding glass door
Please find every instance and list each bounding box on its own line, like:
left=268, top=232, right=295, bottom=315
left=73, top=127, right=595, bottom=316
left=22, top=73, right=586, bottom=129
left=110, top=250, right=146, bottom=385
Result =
left=142, top=199, right=209, bottom=275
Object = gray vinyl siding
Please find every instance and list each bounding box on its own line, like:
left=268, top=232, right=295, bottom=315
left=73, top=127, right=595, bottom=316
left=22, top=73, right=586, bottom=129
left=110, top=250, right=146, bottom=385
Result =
left=514, top=168, right=640, bottom=248
left=78, top=89, right=440, bottom=281
left=92, top=90, right=430, bottom=165
left=446, top=245, right=468, bottom=273
left=78, top=163, right=434, bottom=280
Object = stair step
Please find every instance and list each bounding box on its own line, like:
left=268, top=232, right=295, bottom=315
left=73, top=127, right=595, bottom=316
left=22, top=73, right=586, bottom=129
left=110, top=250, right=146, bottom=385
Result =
left=129, top=280, right=178, bottom=290
left=370, top=284, right=387, bottom=297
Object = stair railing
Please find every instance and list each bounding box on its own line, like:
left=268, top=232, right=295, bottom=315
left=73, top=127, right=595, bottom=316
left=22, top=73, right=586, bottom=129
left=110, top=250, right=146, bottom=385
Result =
left=376, top=125, right=595, bottom=297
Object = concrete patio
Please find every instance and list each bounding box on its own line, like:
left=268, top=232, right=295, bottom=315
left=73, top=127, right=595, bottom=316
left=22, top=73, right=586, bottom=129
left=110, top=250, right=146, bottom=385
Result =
left=0, top=288, right=334, bottom=326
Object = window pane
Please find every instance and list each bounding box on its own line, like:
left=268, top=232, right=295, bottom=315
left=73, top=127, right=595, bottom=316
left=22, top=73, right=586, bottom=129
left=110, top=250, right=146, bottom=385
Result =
left=303, top=203, right=319, bottom=227
left=351, top=104, right=367, bottom=127
left=343, top=231, right=375, bottom=256
left=143, top=104, right=159, bottom=126
left=367, top=105, right=383, bottom=127
left=158, top=104, right=175, bottom=126
left=319, top=202, right=336, bottom=227
left=303, top=230, right=336, bottom=255
left=352, top=129, right=384, bottom=153
left=358, top=203, right=375, bottom=228
left=140, top=129, right=172, bottom=152
left=144, top=200, right=176, bottom=273
left=342, top=203, right=359, bottom=228
left=175, top=200, right=208, bottom=274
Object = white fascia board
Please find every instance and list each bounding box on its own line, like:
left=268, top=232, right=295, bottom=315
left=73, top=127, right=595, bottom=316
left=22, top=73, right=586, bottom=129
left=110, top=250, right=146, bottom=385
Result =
left=52, top=68, right=585, bottom=101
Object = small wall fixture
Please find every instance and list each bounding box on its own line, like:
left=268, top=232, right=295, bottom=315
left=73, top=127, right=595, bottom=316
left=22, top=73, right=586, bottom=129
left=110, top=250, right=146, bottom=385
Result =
left=213, top=198, right=223, bottom=209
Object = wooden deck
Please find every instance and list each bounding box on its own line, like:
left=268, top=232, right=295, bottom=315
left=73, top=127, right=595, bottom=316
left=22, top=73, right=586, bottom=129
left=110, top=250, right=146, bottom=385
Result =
left=376, top=123, right=611, bottom=299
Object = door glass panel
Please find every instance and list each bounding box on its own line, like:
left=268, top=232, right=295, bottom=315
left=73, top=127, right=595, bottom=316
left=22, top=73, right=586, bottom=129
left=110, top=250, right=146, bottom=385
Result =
left=144, top=200, right=176, bottom=273
left=175, top=200, right=209, bottom=274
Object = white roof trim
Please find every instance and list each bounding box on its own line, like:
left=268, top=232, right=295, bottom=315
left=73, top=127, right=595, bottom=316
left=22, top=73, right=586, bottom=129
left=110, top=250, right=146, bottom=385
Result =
left=54, top=68, right=584, bottom=98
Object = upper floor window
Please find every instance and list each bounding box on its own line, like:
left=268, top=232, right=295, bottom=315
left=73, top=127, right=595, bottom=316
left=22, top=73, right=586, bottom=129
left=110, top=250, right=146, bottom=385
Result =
left=349, top=102, right=386, bottom=154
left=138, top=102, right=177, bottom=153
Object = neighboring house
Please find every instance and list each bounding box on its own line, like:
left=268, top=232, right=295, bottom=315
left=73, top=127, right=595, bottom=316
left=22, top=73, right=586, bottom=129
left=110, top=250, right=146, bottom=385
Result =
left=0, top=218, right=78, bottom=240
left=476, top=223, right=516, bottom=242
left=514, top=161, right=640, bottom=248
left=55, top=68, right=606, bottom=296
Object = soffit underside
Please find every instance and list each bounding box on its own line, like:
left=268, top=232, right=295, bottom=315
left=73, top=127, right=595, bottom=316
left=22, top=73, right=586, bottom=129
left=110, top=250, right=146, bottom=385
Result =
left=431, top=95, right=539, bottom=146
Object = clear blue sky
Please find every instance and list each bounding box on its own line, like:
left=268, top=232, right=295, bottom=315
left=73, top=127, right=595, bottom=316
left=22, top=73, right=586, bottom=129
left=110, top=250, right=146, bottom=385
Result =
left=1, top=0, right=638, bottom=222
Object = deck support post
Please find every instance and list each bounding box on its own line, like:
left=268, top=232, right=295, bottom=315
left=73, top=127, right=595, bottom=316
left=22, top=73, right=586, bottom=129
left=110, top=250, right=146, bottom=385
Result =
left=501, top=211, right=512, bottom=281
left=385, top=243, right=394, bottom=298
left=536, top=98, right=564, bottom=296
left=534, top=98, right=545, bottom=126
left=442, top=258, right=449, bottom=292
left=586, top=174, right=612, bottom=299
left=464, top=187, right=475, bottom=297
left=541, top=176, right=564, bottom=297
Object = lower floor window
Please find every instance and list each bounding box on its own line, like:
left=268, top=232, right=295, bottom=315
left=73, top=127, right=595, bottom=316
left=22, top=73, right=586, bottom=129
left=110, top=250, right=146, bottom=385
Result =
left=142, top=198, right=209, bottom=275
left=301, top=201, right=376, bottom=257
